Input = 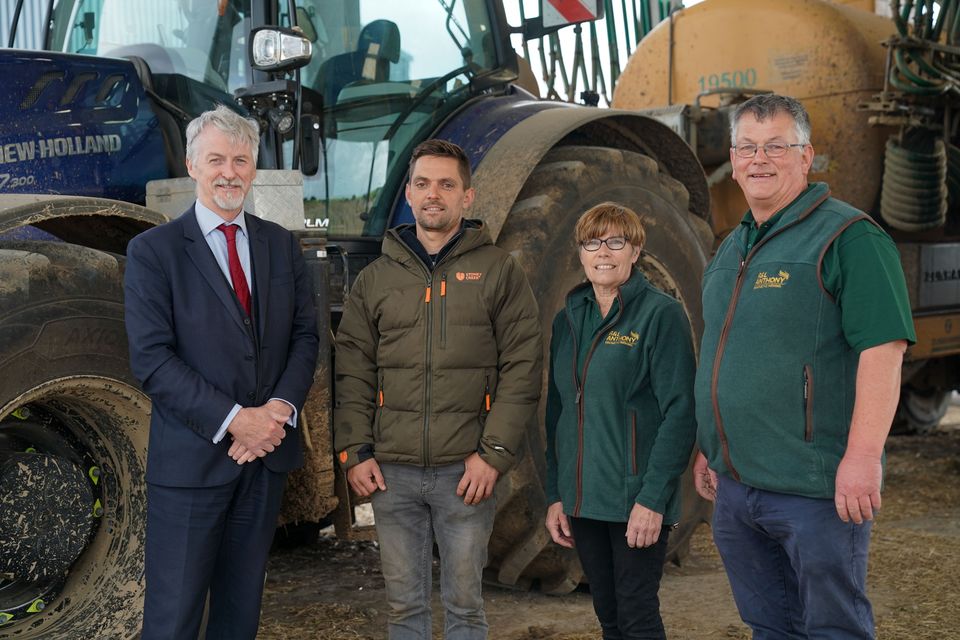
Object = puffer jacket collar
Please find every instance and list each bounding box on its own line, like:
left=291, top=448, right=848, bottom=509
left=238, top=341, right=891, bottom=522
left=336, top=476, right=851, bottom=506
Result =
left=382, top=219, right=492, bottom=271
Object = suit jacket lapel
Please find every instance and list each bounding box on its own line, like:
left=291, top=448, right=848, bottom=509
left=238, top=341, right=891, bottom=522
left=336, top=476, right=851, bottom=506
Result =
left=181, top=208, right=248, bottom=334
left=247, top=213, right=271, bottom=339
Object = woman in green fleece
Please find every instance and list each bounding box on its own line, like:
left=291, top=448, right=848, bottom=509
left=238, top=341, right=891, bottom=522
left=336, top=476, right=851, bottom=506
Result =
left=543, top=202, right=697, bottom=639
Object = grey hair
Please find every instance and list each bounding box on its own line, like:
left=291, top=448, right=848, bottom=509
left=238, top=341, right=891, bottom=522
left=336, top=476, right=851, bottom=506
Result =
left=730, top=94, right=811, bottom=145
left=185, top=104, right=260, bottom=164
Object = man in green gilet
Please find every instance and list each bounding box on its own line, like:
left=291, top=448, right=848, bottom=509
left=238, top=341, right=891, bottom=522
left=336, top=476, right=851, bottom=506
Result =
left=693, top=94, right=915, bottom=639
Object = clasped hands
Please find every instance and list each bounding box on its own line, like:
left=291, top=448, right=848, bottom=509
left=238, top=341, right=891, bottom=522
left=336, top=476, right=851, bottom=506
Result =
left=227, top=399, right=291, bottom=464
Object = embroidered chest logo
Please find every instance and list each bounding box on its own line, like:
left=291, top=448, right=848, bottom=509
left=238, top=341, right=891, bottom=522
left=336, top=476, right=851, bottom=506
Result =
left=605, top=330, right=640, bottom=347
left=754, top=270, right=791, bottom=289
left=456, top=271, right=483, bottom=281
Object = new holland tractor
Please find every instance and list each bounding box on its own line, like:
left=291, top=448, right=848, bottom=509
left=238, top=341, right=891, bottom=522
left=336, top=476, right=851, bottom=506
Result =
left=0, top=0, right=712, bottom=636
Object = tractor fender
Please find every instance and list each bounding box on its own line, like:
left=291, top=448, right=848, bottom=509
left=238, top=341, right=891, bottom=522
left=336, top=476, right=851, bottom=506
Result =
left=0, top=195, right=168, bottom=254
left=468, top=107, right=710, bottom=242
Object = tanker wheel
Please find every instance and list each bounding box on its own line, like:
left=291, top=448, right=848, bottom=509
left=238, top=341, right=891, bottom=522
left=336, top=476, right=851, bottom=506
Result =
left=0, top=241, right=148, bottom=639
left=892, top=386, right=952, bottom=435
left=488, top=146, right=714, bottom=595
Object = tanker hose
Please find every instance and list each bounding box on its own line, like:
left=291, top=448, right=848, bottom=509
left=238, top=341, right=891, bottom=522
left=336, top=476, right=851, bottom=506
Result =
left=889, top=0, right=960, bottom=94
left=881, top=134, right=947, bottom=231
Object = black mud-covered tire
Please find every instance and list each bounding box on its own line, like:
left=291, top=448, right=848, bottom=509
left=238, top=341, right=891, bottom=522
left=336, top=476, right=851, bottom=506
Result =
left=0, top=241, right=148, bottom=639
left=488, top=146, right=713, bottom=594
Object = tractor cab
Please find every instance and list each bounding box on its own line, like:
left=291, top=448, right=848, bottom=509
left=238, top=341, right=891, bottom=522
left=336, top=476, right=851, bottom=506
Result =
left=10, top=0, right=518, bottom=237
left=292, top=0, right=515, bottom=237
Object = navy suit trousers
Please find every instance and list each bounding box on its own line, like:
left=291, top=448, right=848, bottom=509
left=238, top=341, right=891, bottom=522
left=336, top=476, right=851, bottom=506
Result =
left=142, top=460, right=287, bottom=640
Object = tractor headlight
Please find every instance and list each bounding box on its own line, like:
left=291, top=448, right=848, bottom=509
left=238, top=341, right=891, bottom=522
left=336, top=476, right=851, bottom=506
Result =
left=249, top=27, right=312, bottom=72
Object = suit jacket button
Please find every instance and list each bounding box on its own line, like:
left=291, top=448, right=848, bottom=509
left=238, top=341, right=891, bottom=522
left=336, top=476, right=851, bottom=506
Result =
left=243, top=318, right=251, bottom=326
left=247, top=392, right=256, bottom=401
left=245, top=354, right=254, bottom=361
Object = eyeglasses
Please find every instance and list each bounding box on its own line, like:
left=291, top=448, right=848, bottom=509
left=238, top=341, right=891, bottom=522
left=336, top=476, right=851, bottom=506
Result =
left=732, top=142, right=807, bottom=158
left=581, top=236, right=627, bottom=251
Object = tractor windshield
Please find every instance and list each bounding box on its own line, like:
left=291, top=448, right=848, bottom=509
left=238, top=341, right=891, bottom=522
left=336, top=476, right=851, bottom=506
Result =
left=292, top=0, right=501, bottom=236
left=45, top=0, right=251, bottom=115
left=16, top=0, right=502, bottom=238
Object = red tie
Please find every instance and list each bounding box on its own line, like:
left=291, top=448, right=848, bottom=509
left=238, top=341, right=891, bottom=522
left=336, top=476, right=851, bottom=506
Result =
left=217, top=223, right=251, bottom=316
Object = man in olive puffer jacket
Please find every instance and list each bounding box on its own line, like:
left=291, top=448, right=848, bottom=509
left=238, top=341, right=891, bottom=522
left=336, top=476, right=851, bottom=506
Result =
left=334, top=139, right=542, bottom=639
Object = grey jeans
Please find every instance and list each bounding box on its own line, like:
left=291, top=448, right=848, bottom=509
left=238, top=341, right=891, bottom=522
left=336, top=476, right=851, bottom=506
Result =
left=370, top=461, right=496, bottom=639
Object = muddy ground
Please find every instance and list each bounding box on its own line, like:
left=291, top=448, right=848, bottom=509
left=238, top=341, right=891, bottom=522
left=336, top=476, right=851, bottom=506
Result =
left=259, top=410, right=960, bottom=639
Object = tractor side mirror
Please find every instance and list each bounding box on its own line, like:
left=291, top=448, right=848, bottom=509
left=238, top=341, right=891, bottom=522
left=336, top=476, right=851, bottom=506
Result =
left=299, top=114, right=321, bottom=176
left=81, top=12, right=96, bottom=45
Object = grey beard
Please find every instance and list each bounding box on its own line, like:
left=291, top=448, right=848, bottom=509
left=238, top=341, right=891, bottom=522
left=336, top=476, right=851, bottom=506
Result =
left=213, top=191, right=245, bottom=212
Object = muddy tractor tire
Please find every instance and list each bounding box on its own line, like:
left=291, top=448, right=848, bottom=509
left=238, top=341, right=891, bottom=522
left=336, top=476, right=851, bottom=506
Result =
left=0, top=241, right=148, bottom=639
left=488, top=146, right=713, bottom=594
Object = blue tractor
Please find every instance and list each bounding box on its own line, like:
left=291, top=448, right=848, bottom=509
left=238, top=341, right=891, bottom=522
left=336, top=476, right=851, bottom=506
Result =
left=0, top=1, right=711, bottom=636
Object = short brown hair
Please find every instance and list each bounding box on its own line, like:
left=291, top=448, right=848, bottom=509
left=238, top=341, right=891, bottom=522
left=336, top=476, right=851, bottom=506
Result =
left=575, top=202, right=646, bottom=249
left=408, top=139, right=471, bottom=188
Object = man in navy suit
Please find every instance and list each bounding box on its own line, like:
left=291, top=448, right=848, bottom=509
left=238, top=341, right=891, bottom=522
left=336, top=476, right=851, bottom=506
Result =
left=124, top=104, right=319, bottom=639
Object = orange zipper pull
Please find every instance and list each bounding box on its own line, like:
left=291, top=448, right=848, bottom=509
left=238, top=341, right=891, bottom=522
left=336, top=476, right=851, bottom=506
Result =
left=378, top=390, right=384, bottom=406
left=485, top=393, right=491, bottom=411
left=425, top=285, right=432, bottom=303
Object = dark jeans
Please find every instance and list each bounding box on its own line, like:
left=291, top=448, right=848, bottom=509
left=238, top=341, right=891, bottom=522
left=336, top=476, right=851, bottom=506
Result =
left=713, top=474, right=875, bottom=639
left=570, top=516, right=670, bottom=640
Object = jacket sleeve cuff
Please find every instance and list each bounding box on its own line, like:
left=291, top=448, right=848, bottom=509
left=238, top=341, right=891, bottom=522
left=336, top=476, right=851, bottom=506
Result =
left=478, top=443, right=514, bottom=474
left=337, top=443, right=374, bottom=470
left=634, top=490, right=668, bottom=514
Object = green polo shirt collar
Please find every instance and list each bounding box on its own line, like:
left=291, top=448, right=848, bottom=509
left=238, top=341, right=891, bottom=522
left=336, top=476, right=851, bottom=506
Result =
left=740, top=210, right=784, bottom=254
left=739, top=183, right=829, bottom=253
